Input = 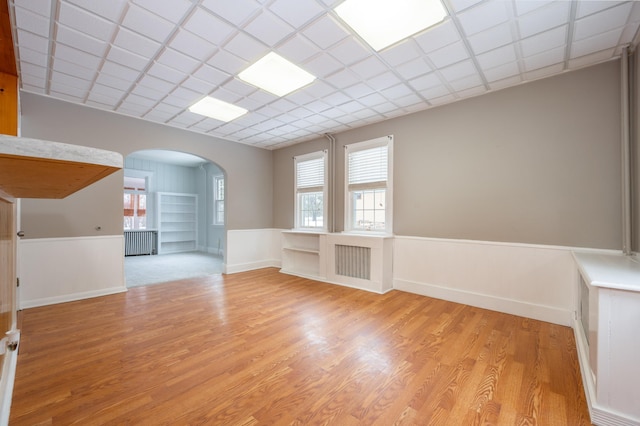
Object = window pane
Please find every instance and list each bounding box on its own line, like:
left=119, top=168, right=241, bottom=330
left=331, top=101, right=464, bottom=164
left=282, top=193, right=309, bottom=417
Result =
left=351, top=188, right=386, bottom=231
left=298, top=192, right=323, bottom=228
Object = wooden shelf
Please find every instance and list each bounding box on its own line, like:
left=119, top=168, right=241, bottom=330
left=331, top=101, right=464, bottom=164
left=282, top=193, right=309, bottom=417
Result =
left=0, top=134, right=122, bottom=199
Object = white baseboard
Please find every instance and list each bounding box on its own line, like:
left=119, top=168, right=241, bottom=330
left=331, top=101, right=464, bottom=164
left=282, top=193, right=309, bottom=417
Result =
left=394, top=278, right=573, bottom=326
left=21, top=287, right=127, bottom=310
left=225, top=260, right=281, bottom=274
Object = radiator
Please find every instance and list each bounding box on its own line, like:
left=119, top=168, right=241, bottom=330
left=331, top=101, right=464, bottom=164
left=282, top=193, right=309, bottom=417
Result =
left=124, top=230, right=157, bottom=256
left=335, top=244, right=371, bottom=280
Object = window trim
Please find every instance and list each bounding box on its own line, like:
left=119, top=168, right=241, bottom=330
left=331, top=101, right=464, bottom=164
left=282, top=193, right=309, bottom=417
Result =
left=213, top=174, right=225, bottom=226
left=344, top=135, right=393, bottom=235
left=123, top=169, right=154, bottom=231
left=294, top=150, right=328, bottom=231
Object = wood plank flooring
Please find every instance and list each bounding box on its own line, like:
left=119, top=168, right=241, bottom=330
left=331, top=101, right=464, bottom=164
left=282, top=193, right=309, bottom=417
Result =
left=10, top=268, right=591, bottom=425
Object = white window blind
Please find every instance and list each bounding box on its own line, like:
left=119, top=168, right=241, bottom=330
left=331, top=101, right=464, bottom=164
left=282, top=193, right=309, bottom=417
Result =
left=348, top=145, right=388, bottom=187
left=297, top=156, right=325, bottom=191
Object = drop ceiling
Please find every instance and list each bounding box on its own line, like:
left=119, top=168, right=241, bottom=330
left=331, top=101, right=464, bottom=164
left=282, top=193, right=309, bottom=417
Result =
left=9, top=0, right=640, bottom=150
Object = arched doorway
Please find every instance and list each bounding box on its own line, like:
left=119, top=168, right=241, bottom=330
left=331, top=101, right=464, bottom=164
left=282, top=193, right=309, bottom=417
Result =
left=122, top=149, right=226, bottom=287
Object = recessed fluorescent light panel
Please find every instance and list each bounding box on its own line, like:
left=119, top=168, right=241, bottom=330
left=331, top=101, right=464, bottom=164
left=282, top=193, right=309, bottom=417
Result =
left=188, top=96, right=248, bottom=122
left=335, top=0, right=448, bottom=51
left=239, top=52, right=316, bottom=97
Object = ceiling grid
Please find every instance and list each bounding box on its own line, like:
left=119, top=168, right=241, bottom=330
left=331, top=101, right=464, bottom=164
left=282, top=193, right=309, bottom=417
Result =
left=9, top=0, right=640, bottom=149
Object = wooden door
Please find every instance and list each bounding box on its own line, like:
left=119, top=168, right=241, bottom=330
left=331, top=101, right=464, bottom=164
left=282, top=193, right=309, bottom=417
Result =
left=0, top=197, right=16, bottom=378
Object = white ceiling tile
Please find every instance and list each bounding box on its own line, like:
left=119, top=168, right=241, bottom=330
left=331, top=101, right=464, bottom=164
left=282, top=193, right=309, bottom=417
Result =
left=574, top=3, right=633, bottom=41
left=200, top=0, right=261, bottom=26
left=113, top=27, right=161, bottom=58
left=101, top=60, right=141, bottom=82
left=21, top=82, right=46, bottom=93
left=456, top=84, right=487, bottom=98
left=144, top=109, right=176, bottom=123
left=147, top=62, right=185, bottom=84
left=449, top=0, right=483, bottom=13
left=58, top=2, right=115, bottom=41
left=207, top=50, right=249, bottom=75
left=14, top=6, right=50, bottom=37
left=380, top=83, right=413, bottom=100
left=95, top=72, right=132, bottom=91
left=124, top=93, right=157, bottom=108
left=489, top=74, right=523, bottom=91
left=619, top=22, right=640, bottom=45
left=183, top=7, right=236, bottom=47
left=380, top=40, right=423, bottom=67
left=17, top=46, right=48, bottom=68
left=517, top=1, right=570, bottom=38
left=520, top=25, right=567, bottom=57
left=16, top=29, right=49, bottom=54
left=325, top=68, right=360, bottom=88
left=349, top=56, right=387, bottom=79
left=277, top=35, right=321, bottom=63
left=524, top=47, right=565, bottom=71
left=138, top=74, right=177, bottom=93
left=211, top=87, right=243, bottom=104
left=121, top=4, right=175, bottom=43
left=65, top=0, right=128, bottom=22
left=151, top=102, right=183, bottom=115
left=53, top=57, right=96, bottom=80
left=87, top=91, right=121, bottom=106
left=54, top=44, right=101, bottom=70
left=449, top=73, right=483, bottom=91
left=223, top=32, right=268, bottom=62
left=421, top=85, right=451, bottom=100
left=483, top=61, right=521, bottom=82
left=328, top=38, right=370, bottom=66
left=170, top=87, right=201, bottom=103
left=440, top=60, right=477, bottom=82
left=367, top=71, right=402, bottom=91
left=524, top=62, right=564, bottom=81
left=20, top=62, right=47, bottom=80
left=409, top=73, right=443, bottom=91
left=303, top=54, right=343, bottom=78
left=244, top=11, right=294, bottom=47
left=396, top=57, right=431, bottom=80
left=414, top=21, right=463, bottom=54
left=514, top=0, right=555, bottom=17
left=476, top=44, right=517, bottom=70
left=14, top=0, right=51, bottom=18
left=118, top=102, right=152, bottom=116
left=131, top=0, right=193, bottom=24
left=169, top=30, right=217, bottom=62
left=192, top=65, right=231, bottom=87
left=157, top=49, right=200, bottom=74
left=106, top=46, right=150, bottom=71
left=570, top=27, right=624, bottom=59
left=567, top=48, right=615, bottom=69
left=427, top=40, right=470, bottom=68
left=269, top=0, right=324, bottom=28
left=130, top=83, right=166, bottom=100
left=284, top=89, right=315, bottom=105
left=221, top=78, right=258, bottom=97
left=302, top=15, right=349, bottom=49
left=457, top=0, right=510, bottom=36
left=50, top=70, right=91, bottom=91
left=576, top=1, right=626, bottom=19
left=429, top=93, right=457, bottom=106
left=56, top=25, right=108, bottom=57
left=467, top=22, right=514, bottom=54
left=305, top=80, right=337, bottom=98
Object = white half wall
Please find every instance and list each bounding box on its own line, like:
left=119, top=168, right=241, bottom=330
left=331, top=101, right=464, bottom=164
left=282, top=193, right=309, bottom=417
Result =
left=19, top=236, right=126, bottom=309
left=393, top=236, right=597, bottom=326
left=225, top=229, right=282, bottom=274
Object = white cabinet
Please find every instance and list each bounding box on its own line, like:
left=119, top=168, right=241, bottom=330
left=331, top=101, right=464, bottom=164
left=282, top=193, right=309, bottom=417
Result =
left=573, top=252, right=640, bottom=426
left=281, top=231, right=326, bottom=279
left=157, top=192, right=198, bottom=254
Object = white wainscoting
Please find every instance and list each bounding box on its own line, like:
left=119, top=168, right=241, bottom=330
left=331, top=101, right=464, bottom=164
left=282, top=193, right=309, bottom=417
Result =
left=225, top=229, right=282, bottom=274
left=18, top=235, right=126, bottom=309
left=392, top=236, right=610, bottom=327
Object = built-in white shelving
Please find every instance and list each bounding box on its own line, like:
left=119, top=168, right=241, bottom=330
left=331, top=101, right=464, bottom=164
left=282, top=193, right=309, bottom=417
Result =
left=157, top=192, right=198, bottom=254
left=281, top=231, right=326, bottom=279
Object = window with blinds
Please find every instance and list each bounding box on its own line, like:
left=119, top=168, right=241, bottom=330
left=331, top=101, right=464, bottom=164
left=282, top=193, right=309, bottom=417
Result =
left=345, top=136, right=393, bottom=233
left=294, top=151, right=328, bottom=230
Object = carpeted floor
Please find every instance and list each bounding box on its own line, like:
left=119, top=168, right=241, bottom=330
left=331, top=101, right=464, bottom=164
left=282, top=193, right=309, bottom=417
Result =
left=124, top=251, right=224, bottom=287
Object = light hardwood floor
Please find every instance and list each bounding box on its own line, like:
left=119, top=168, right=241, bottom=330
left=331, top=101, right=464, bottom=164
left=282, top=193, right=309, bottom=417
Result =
left=10, top=268, right=591, bottom=425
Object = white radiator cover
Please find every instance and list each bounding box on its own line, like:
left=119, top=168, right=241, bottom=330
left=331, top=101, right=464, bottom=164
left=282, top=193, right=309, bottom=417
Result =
left=124, top=230, right=157, bottom=256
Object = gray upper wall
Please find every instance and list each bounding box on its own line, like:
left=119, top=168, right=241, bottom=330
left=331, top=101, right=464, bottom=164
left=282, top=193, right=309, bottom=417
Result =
left=274, top=60, right=625, bottom=250
left=18, top=92, right=273, bottom=238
